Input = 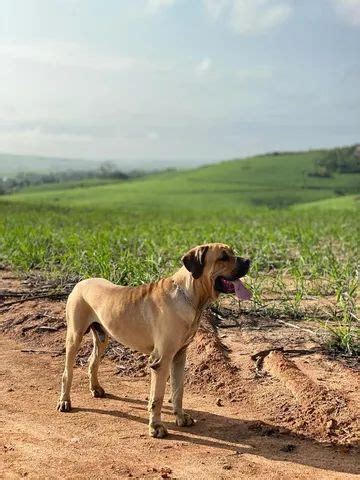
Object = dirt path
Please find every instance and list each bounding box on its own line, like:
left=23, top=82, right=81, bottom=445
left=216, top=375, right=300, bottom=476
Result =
left=1, top=335, right=359, bottom=480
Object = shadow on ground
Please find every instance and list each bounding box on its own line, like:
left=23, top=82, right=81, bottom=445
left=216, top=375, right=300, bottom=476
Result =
left=72, top=393, right=360, bottom=475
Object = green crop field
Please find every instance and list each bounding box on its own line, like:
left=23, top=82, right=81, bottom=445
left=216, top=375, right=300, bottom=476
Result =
left=0, top=147, right=359, bottom=354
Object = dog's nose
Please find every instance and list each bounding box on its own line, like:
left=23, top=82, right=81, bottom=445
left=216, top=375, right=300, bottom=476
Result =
left=243, top=258, right=250, bottom=268
left=239, top=257, right=250, bottom=268
left=236, top=257, right=250, bottom=276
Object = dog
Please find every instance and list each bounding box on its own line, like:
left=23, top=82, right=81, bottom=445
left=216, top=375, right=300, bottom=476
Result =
left=57, top=243, right=251, bottom=438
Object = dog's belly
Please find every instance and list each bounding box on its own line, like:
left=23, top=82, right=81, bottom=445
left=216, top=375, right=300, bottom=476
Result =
left=99, top=307, right=155, bottom=355
left=106, top=322, right=154, bottom=355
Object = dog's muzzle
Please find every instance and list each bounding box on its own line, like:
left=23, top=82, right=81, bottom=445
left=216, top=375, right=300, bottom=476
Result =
left=224, top=257, right=250, bottom=281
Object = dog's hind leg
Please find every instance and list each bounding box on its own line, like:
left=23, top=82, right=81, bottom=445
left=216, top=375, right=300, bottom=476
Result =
left=57, top=288, right=88, bottom=412
left=57, top=329, right=83, bottom=412
left=88, top=324, right=109, bottom=398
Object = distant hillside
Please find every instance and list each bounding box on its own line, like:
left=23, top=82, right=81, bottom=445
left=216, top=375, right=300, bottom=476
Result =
left=0, top=153, right=209, bottom=177
left=3, top=146, right=360, bottom=211
left=0, top=153, right=99, bottom=176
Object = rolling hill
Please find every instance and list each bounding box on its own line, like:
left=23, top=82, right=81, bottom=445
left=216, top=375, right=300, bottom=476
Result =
left=2, top=147, right=359, bottom=212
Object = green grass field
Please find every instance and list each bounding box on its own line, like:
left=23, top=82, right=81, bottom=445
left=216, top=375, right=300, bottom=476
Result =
left=6, top=149, right=360, bottom=211
left=0, top=148, right=359, bottom=354
left=294, top=194, right=359, bottom=210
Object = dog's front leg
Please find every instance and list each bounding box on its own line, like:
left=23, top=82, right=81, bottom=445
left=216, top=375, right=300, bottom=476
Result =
left=170, top=347, right=195, bottom=427
left=148, top=351, right=171, bottom=438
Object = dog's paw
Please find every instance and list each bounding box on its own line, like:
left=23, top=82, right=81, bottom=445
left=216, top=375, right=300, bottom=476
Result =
left=57, top=400, right=71, bottom=412
left=149, top=422, right=168, bottom=438
left=91, top=386, right=106, bottom=398
left=175, top=412, right=195, bottom=427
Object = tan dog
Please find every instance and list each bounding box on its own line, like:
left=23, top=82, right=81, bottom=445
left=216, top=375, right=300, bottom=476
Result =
left=57, top=243, right=251, bottom=438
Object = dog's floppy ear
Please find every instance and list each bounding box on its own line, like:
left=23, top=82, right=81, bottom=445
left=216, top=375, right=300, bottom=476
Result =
left=182, top=245, right=209, bottom=279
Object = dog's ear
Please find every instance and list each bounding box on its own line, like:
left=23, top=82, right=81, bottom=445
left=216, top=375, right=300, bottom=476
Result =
left=182, top=245, right=209, bottom=279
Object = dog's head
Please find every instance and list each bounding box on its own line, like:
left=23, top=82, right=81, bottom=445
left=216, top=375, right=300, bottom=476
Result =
left=182, top=243, right=251, bottom=300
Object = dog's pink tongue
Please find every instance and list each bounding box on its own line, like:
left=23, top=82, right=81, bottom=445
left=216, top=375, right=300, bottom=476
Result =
left=233, top=279, right=252, bottom=300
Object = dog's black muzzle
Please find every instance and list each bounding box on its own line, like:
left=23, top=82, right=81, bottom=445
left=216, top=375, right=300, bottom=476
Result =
left=224, top=257, right=250, bottom=281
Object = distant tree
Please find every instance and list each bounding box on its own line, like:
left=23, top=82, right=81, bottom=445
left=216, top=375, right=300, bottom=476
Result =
left=309, top=145, right=360, bottom=177
left=0, top=163, right=132, bottom=195
left=99, top=161, right=117, bottom=176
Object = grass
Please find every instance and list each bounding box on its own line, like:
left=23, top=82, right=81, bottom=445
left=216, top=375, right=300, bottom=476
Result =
left=15, top=177, right=123, bottom=194
left=0, top=147, right=359, bottom=355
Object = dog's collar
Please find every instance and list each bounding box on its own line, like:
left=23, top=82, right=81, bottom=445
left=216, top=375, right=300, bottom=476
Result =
left=172, top=280, right=197, bottom=311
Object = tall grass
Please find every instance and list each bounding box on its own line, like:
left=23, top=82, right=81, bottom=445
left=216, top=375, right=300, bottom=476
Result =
left=0, top=198, right=358, bottom=355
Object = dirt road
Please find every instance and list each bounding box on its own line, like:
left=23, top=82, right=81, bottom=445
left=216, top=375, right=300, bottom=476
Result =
left=1, top=335, right=359, bottom=480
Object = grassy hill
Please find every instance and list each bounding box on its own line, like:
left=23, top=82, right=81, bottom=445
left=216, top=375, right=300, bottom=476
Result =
left=293, top=194, right=359, bottom=211
left=4, top=148, right=360, bottom=212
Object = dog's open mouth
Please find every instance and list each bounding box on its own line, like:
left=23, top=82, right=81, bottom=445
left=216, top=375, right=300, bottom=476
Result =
left=215, top=277, right=252, bottom=300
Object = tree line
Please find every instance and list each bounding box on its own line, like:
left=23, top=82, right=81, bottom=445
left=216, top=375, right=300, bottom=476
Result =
left=0, top=161, right=141, bottom=195
left=309, top=145, right=360, bottom=178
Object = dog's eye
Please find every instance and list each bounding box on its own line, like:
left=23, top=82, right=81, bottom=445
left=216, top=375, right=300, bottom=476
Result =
left=220, top=252, right=229, bottom=261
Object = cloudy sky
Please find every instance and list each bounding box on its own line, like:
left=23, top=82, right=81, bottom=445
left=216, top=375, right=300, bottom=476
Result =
left=0, top=0, right=359, bottom=165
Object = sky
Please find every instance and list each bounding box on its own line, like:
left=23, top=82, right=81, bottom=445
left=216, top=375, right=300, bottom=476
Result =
left=0, top=0, right=359, bottom=166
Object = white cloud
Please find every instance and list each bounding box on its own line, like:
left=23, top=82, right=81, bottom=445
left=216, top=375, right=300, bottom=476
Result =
left=203, top=0, right=292, bottom=35
left=236, top=66, right=274, bottom=82
left=332, top=0, right=360, bottom=26
left=0, top=42, right=144, bottom=72
left=147, top=131, right=159, bottom=140
left=195, top=57, right=212, bottom=75
left=230, top=0, right=292, bottom=35
left=202, top=0, right=229, bottom=20
left=145, top=0, right=176, bottom=14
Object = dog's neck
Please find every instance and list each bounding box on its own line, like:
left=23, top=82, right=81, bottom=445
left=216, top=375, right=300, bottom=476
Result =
left=171, top=267, right=214, bottom=312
